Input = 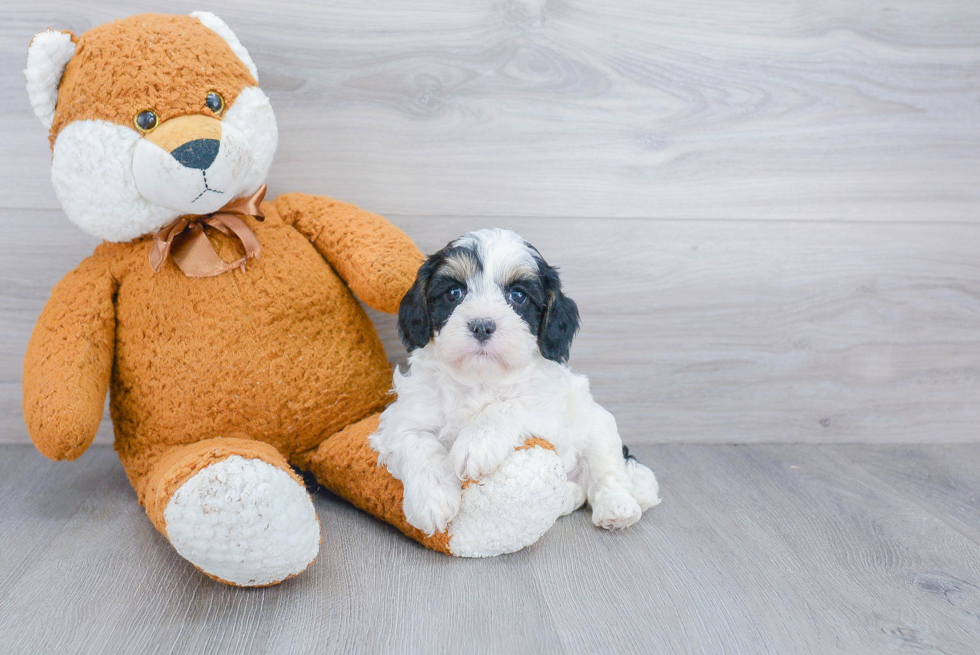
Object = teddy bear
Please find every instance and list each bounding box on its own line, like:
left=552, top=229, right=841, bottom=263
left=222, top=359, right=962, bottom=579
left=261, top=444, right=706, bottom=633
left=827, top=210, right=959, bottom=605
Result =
left=22, top=12, right=567, bottom=586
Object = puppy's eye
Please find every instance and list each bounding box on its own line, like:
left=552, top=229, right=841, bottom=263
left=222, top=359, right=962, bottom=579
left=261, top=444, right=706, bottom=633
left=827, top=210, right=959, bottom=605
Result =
left=445, top=286, right=465, bottom=302
left=205, top=91, right=224, bottom=115
left=134, top=110, right=158, bottom=132
left=509, top=289, right=527, bottom=304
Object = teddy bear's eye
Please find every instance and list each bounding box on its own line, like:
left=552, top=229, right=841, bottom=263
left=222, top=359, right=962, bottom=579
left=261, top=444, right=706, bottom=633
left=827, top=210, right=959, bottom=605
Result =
left=134, top=110, right=158, bottom=132
left=205, top=91, right=224, bottom=115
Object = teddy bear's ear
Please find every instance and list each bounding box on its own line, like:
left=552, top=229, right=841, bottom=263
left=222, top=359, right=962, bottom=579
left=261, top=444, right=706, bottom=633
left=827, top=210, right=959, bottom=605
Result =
left=190, top=11, right=259, bottom=83
left=24, top=29, right=76, bottom=129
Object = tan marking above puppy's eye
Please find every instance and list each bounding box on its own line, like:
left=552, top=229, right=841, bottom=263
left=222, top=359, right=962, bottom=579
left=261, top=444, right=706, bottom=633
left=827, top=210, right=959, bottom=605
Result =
left=205, top=91, right=224, bottom=115
left=134, top=110, right=158, bottom=132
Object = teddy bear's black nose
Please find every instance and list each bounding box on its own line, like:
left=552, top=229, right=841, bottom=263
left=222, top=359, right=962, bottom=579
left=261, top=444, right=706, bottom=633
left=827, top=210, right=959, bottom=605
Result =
left=170, top=138, right=220, bottom=170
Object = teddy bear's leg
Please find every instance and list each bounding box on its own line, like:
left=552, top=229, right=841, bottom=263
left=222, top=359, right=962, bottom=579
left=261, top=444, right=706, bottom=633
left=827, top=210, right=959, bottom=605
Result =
left=293, top=414, right=567, bottom=557
left=133, top=438, right=320, bottom=586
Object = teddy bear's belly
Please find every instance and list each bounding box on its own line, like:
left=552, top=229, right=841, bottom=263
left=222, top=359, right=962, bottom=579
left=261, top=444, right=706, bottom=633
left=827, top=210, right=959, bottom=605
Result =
left=108, top=225, right=393, bottom=462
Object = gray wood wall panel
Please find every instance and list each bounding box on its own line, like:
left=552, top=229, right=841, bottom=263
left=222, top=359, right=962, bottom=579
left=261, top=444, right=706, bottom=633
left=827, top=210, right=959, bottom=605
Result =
left=3, top=211, right=978, bottom=444
left=1, top=1, right=978, bottom=446
left=3, top=1, right=979, bottom=220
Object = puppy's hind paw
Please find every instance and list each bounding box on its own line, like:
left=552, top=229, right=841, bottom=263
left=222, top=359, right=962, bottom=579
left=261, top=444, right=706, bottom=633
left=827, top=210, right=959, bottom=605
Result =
left=627, top=460, right=662, bottom=511
left=591, top=494, right=642, bottom=530
left=403, top=477, right=462, bottom=537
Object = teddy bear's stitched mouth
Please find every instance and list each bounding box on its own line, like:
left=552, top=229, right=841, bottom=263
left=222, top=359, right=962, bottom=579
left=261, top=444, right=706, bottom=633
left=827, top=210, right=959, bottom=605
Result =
left=191, top=170, right=225, bottom=203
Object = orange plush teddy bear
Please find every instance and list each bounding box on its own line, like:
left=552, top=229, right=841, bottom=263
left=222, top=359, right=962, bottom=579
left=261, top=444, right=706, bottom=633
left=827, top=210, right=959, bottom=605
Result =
left=23, top=12, right=566, bottom=586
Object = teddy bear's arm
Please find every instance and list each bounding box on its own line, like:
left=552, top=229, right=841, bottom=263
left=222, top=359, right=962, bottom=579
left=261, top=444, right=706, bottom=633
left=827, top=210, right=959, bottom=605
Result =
left=274, top=193, right=423, bottom=314
left=22, top=253, right=117, bottom=461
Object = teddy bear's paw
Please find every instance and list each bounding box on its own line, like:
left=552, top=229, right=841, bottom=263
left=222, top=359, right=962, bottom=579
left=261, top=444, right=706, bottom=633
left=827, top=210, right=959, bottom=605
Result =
left=446, top=443, right=566, bottom=557
left=560, top=480, right=587, bottom=516
left=164, top=456, right=320, bottom=586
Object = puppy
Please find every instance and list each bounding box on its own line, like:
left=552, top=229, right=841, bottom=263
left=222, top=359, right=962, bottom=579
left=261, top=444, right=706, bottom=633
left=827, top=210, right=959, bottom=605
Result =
left=371, top=228, right=661, bottom=536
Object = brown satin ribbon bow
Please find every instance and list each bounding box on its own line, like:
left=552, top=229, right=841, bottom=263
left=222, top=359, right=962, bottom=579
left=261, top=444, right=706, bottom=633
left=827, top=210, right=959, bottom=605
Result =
left=149, top=184, right=267, bottom=278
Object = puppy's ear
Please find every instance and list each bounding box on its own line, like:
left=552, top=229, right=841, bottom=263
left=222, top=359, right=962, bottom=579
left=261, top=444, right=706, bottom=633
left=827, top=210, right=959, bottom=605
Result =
left=537, top=262, right=580, bottom=363
left=397, top=255, right=441, bottom=351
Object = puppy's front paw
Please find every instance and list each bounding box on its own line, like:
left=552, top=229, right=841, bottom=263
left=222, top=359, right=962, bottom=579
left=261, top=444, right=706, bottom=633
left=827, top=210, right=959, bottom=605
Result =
left=402, top=475, right=462, bottom=537
left=591, top=492, right=643, bottom=530
left=450, top=427, right=516, bottom=481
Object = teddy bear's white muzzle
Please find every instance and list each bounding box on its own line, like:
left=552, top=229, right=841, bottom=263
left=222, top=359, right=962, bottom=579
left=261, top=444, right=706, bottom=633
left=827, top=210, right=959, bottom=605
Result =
left=133, top=119, right=254, bottom=215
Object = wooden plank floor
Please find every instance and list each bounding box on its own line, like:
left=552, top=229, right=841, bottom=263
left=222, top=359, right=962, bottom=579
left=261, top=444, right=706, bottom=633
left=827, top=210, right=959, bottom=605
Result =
left=1, top=443, right=979, bottom=654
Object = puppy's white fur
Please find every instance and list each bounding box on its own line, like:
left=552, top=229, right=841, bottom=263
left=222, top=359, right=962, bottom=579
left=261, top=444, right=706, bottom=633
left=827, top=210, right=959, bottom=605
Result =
left=372, top=228, right=660, bottom=536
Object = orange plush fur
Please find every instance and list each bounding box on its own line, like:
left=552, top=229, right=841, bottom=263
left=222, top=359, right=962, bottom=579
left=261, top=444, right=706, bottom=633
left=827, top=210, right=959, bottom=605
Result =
left=24, top=14, right=423, bottom=578
left=49, top=15, right=256, bottom=145
left=25, top=195, right=422, bottom=520
left=26, top=14, right=568, bottom=582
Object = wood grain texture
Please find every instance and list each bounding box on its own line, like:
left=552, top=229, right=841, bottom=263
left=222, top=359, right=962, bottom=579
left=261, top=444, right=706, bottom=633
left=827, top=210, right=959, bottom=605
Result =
left=2, top=210, right=978, bottom=445
left=1, top=443, right=980, bottom=653
left=4, top=3, right=979, bottom=652
left=2, top=1, right=979, bottom=220
left=1, top=2, right=978, bottom=445
left=532, top=443, right=980, bottom=654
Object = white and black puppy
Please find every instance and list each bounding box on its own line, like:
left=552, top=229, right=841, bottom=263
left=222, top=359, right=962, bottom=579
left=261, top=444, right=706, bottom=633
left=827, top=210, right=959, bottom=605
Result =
left=371, top=228, right=660, bottom=536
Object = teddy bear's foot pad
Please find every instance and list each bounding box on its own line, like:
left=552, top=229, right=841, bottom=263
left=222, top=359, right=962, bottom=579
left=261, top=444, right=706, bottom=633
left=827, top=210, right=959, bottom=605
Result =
left=164, top=455, right=320, bottom=586
left=447, top=443, right=566, bottom=557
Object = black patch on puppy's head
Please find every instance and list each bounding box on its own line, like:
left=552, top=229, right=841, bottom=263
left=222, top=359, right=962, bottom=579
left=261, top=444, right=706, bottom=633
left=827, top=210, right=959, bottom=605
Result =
left=397, top=256, right=440, bottom=352
left=397, top=243, right=481, bottom=351
left=534, top=255, right=580, bottom=363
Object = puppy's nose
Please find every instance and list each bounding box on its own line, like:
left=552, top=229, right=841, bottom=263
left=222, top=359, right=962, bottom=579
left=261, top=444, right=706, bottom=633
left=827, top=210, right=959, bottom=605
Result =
left=468, top=319, right=496, bottom=343
left=170, top=138, right=220, bottom=170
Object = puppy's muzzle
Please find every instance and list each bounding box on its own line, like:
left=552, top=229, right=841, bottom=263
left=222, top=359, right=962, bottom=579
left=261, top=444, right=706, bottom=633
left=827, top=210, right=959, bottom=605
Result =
left=468, top=319, right=496, bottom=344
